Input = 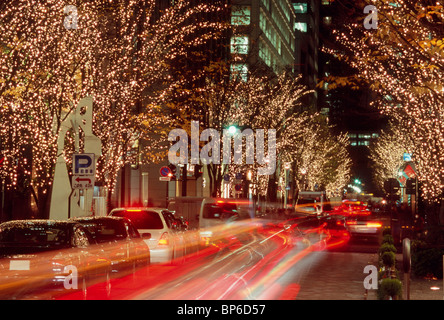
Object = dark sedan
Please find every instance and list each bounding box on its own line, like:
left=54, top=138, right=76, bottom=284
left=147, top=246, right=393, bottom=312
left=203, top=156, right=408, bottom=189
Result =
left=70, top=216, right=150, bottom=275
left=0, top=219, right=111, bottom=299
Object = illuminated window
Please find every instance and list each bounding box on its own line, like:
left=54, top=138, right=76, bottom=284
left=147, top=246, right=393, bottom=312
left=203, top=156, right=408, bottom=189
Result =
left=295, top=22, right=307, bottom=32
left=293, top=3, right=307, bottom=13
left=230, top=36, right=249, bottom=54
left=261, top=0, right=270, bottom=10
left=230, top=63, right=248, bottom=82
left=231, top=5, right=251, bottom=25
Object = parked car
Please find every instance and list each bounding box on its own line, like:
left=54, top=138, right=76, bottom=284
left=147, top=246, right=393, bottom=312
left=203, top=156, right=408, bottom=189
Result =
left=108, top=208, right=185, bottom=264
left=70, top=216, right=150, bottom=275
left=0, top=219, right=111, bottom=299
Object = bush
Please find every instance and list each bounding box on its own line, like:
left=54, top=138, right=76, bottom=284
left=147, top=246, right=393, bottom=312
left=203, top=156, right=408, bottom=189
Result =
left=379, top=242, right=397, bottom=255
left=381, top=251, right=396, bottom=268
left=411, top=246, right=444, bottom=279
left=381, top=234, right=394, bottom=245
left=382, top=227, right=392, bottom=236
left=377, top=278, right=403, bottom=300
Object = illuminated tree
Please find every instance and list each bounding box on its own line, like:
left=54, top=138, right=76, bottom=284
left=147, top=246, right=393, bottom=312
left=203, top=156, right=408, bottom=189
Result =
left=324, top=0, right=444, bottom=201
left=368, top=121, right=415, bottom=191
left=169, top=66, right=352, bottom=199
left=0, top=0, right=226, bottom=217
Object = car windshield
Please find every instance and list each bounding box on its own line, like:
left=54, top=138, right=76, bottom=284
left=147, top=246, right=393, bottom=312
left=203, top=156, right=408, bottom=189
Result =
left=203, top=203, right=238, bottom=220
left=0, top=225, right=70, bottom=246
left=111, top=210, right=163, bottom=229
left=79, top=219, right=127, bottom=243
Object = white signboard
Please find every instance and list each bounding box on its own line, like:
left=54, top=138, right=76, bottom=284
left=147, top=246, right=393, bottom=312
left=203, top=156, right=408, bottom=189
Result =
left=72, top=175, right=94, bottom=189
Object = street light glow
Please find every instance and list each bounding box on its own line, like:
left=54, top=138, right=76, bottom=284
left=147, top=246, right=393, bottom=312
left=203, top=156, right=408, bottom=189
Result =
left=228, top=125, right=237, bottom=135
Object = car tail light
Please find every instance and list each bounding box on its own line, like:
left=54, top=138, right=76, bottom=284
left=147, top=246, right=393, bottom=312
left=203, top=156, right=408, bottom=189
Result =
left=158, top=232, right=169, bottom=246
left=346, top=220, right=357, bottom=225
left=366, top=222, right=382, bottom=228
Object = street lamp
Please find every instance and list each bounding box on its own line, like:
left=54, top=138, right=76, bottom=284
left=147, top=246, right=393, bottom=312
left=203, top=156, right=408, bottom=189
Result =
left=228, top=125, right=237, bottom=135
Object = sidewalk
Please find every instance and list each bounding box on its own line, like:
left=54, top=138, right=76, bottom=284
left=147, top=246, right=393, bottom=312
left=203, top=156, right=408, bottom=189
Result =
left=402, top=273, right=443, bottom=300
left=396, top=253, right=443, bottom=300
left=294, top=251, right=443, bottom=300
left=296, top=251, right=380, bottom=300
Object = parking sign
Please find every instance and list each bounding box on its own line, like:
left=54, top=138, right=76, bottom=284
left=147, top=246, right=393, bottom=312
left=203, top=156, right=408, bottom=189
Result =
left=73, top=153, right=95, bottom=175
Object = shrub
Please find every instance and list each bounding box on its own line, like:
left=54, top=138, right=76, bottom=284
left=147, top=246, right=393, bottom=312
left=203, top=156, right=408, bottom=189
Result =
left=412, top=247, right=444, bottom=279
left=381, top=251, right=396, bottom=268
left=377, top=278, right=403, bottom=300
left=381, top=234, right=394, bottom=245
left=379, top=242, right=397, bottom=255
left=382, top=227, right=392, bottom=236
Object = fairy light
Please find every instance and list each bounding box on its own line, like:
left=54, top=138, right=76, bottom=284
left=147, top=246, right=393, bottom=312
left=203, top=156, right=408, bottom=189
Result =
left=324, top=0, right=444, bottom=201
left=166, top=67, right=352, bottom=197
left=0, top=0, right=227, bottom=203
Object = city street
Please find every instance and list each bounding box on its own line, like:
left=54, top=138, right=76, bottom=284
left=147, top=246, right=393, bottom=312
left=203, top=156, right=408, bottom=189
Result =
left=0, top=0, right=443, bottom=304
left=55, top=218, right=383, bottom=300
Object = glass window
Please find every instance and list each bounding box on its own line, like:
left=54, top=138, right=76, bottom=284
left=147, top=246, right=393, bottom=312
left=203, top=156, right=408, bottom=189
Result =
left=78, top=219, right=127, bottom=243
left=203, top=203, right=238, bottom=220
left=231, top=5, right=251, bottom=25
left=0, top=225, right=70, bottom=245
left=230, top=36, right=249, bottom=54
left=295, top=22, right=307, bottom=32
left=230, top=63, right=248, bottom=82
left=293, top=3, right=307, bottom=13
left=111, top=210, right=164, bottom=229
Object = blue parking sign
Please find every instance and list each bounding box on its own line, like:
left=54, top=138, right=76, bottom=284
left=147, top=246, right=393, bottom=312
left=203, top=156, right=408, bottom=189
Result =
left=73, top=153, right=95, bottom=175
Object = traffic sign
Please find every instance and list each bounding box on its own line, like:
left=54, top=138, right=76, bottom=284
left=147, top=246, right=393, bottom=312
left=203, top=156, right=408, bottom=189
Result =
left=160, top=166, right=172, bottom=177
left=159, top=177, right=171, bottom=181
left=73, top=153, right=95, bottom=175
left=235, top=184, right=242, bottom=192
left=72, top=175, right=94, bottom=189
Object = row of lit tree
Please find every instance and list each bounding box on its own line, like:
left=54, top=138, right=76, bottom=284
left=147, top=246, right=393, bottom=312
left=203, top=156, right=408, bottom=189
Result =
left=323, top=0, right=443, bottom=202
